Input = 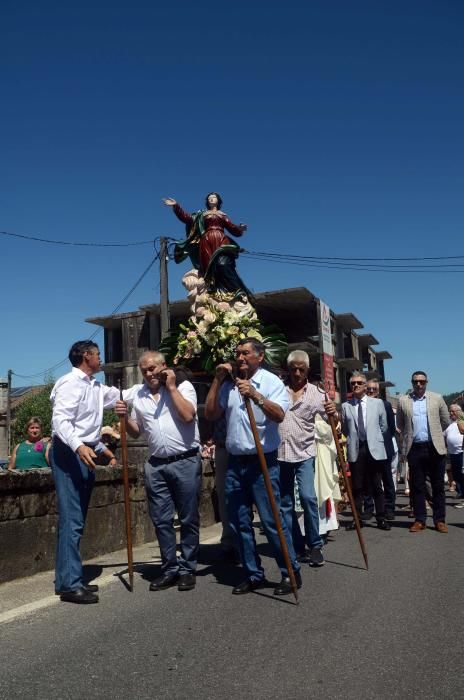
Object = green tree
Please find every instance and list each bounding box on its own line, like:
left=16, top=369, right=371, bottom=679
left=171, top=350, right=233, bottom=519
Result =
left=443, top=390, right=464, bottom=407
left=11, top=384, right=54, bottom=445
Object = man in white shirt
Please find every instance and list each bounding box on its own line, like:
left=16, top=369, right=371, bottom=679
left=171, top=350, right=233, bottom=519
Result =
left=116, top=351, right=201, bottom=593
left=50, top=340, right=120, bottom=604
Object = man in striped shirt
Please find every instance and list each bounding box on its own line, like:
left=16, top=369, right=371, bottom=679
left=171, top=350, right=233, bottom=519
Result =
left=278, top=350, right=338, bottom=568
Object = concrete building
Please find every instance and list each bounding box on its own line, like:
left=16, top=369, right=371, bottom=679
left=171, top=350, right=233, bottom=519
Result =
left=87, top=286, right=393, bottom=404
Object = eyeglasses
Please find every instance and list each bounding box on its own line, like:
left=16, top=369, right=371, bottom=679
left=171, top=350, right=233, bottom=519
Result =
left=366, top=388, right=377, bottom=394
left=350, top=381, right=365, bottom=386
left=412, top=380, right=427, bottom=385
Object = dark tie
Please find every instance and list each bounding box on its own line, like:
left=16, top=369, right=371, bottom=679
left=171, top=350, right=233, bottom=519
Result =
left=357, top=400, right=367, bottom=441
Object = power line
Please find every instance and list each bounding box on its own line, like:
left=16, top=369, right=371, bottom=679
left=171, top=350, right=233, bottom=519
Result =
left=12, top=254, right=160, bottom=381
left=3, top=228, right=464, bottom=264
left=242, top=251, right=464, bottom=273
left=0, top=230, right=153, bottom=247
left=245, top=249, right=464, bottom=262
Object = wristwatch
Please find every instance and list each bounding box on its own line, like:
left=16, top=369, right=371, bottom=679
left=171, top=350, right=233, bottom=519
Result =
left=254, top=393, right=265, bottom=407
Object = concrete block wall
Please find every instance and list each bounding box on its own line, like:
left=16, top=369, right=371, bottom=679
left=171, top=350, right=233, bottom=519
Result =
left=0, top=446, right=216, bottom=584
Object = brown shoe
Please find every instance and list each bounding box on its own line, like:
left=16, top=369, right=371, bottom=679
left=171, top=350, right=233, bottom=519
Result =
left=435, top=522, right=448, bottom=534
left=409, top=521, right=426, bottom=532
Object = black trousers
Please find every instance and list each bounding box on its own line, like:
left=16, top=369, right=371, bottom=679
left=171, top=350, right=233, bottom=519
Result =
left=408, top=442, right=446, bottom=523
left=351, top=442, right=386, bottom=520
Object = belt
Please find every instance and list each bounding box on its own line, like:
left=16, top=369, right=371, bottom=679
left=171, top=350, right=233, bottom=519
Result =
left=149, top=448, right=199, bottom=465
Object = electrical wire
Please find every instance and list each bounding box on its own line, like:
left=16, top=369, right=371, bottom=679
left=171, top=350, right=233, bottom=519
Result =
left=0, top=230, right=153, bottom=247
left=242, top=251, right=464, bottom=273
left=12, top=254, right=160, bottom=381
left=3, top=228, right=464, bottom=265
left=245, top=249, right=464, bottom=262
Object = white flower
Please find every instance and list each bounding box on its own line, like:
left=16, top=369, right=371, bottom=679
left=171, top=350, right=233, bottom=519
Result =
left=203, top=311, right=217, bottom=325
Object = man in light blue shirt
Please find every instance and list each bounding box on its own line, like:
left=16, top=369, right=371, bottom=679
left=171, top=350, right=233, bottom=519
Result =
left=412, top=392, right=430, bottom=443
left=205, top=338, right=301, bottom=597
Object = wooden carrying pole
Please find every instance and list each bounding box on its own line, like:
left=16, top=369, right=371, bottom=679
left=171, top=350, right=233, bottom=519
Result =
left=319, top=384, right=368, bottom=570
left=118, top=381, right=134, bottom=590
left=243, top=395, right=299, bottom=604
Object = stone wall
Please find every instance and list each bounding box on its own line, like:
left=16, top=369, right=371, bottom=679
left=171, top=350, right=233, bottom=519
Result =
left=0, top=445, right=216, bottom=584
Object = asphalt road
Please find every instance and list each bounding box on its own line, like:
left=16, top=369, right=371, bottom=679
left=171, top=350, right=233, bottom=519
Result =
left=1, top=491, right=463, bottom=700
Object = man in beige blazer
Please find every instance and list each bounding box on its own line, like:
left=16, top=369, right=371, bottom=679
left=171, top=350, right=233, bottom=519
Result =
left=396, top=371, right=450, bottom=533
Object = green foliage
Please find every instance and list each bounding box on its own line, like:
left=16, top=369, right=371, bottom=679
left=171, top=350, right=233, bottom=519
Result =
left=12, top=384, right=54, bottom=445
left=11, top=386, right=120, bottom=447
left=443, top=390, right=464, bottom=407
left=102, top=409, right=120, bottom=428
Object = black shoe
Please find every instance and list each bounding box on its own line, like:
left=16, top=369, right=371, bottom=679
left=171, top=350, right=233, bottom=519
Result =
left=84, top=583, right=99, bottom=592
left=297, top=550, right=311, bottom=564
left=149, top=573, right=179, bottom=591
left=273, top=571, right=302, bottom=596
left=346, top=520, right=364, bottom=531
left=377, top=519, right=391, bottom=531
left=178, top=573, right=196, bottom=591
left=309, top=547, right=324, bottom=567
left=60, top=587, right=99, bottom=604
left=385, top=512, right=396, bottom=521
left=232, top=578, right=267, bottom=595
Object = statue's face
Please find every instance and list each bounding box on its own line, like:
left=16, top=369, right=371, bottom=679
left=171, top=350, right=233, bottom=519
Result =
left=207, top=193, right=218, bottom=208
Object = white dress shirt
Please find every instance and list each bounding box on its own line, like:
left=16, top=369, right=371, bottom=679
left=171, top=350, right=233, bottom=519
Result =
left=51, top=368, right=120, bottom=453
left=125, top=381, right=200, bottom=458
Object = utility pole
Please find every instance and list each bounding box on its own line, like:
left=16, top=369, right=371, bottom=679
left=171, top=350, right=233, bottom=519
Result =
left=6, top=369, right=12, bottom=455
left=159, top=237, right=170, bottom=340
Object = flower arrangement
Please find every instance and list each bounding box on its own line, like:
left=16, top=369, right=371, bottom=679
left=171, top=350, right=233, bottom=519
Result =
left=159, top=270, right=287, bottom=372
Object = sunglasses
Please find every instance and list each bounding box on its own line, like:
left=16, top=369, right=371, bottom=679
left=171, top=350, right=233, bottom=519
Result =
left=350, top=381, right=365, bottom=386
left=412, top=380, right=427, bottom=385
left=366, top=388, right=377, bottom=393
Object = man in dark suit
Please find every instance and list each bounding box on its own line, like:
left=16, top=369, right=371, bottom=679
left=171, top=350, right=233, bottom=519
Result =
left=366, top=379, right=398, bottom=520
left=341, top=372, right=390, bottom=531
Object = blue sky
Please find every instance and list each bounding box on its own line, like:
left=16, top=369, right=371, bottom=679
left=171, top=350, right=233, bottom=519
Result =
left=1, top=0, right=463, bottom=395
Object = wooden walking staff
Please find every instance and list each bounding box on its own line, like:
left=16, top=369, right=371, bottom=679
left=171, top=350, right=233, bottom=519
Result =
left=118, top=380, right=135, bottom=590
left=318, top=382, right=368, bottom=570
left=242, top=376, right=299, bottom=604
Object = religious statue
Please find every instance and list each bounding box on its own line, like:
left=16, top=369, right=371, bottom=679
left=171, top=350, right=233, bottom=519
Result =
left=163, top=192, right=250, bottom=300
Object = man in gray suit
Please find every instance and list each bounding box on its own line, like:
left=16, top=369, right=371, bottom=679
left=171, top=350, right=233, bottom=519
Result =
left=396, top=371, right=450, bottom=533
left=342, top=372, right=390, bottom=531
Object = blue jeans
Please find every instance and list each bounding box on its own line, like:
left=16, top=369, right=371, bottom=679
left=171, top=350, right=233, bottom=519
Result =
left=279, top=458, right=323, bottom=552
left=51, top=437, right=95, bottom=593
left=144, top=454, right=202, bottom=575
left=225, top=451, right=300, bottom=582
